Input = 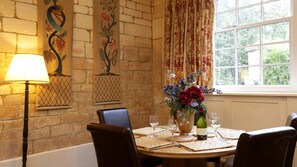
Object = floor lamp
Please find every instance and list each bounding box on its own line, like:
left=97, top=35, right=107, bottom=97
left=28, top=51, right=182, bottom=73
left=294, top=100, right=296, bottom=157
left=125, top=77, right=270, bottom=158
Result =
left=4, top=54, right=50, bottom=167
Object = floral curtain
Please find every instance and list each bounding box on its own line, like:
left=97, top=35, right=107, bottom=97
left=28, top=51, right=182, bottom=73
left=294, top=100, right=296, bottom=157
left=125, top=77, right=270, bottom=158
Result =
left=164, top=0, right=214, bottom=86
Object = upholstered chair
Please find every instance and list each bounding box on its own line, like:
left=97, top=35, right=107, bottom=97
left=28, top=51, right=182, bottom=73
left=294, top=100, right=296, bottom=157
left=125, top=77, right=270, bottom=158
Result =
left=223, top=126, right=296, bottom=167
left=97, top=108, right=163, bottom=167
left=87, top=123, right=141, bottom=167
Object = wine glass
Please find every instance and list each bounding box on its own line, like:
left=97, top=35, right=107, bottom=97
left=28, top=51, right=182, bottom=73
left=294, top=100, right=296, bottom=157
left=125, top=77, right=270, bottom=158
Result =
left=167, top=117, right=177, bottom=143
left=149, top=115, right=159, bottom=137
left=208, top=112, right=217, bottom=125
left=211, top=116, right=221, bottom=138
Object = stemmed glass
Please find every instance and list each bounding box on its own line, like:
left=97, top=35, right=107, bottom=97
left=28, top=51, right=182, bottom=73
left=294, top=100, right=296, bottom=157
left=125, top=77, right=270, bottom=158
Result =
left=149, top=115, right=159, bottom=137
left=211, top=116, right=221, bottom=139
left=167, top=117, right=177, bottom=143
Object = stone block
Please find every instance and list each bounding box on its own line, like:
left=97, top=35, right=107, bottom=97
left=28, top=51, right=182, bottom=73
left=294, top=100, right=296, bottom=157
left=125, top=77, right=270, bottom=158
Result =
left=75, top=13, right=92, bottom=30
left=72, top=70, right=87, bottom=83
left=136, top=3, right=151, bottom=13
left=135, top=37, right=152, bottom=48
left=123, top=46, right=138, bottom=61
left=132, top=0, right=151, bottom=6
left=17, top=34, right=38, bottom=53
left=124, top=8, right=142, bottom=18
left=31, top=127, right=51, bottom=140
left=88, top=7, right=93, bottom=15
left=0, top=32, right=16, bottom=52
left=119, top=0, right=126, bottom=7
left=142, top=62, right=152, bottom=71
left=0, top=106, right=19, bottom=119
left=2, top=119, right=23, bottom=132
left=120, top=60, right=128, bottom=70
left=79, top=0, right=92, bottom=7
left=14, top=0, right=32, bottom=3
left=127, top=83, right=140, bottom=90
left=153, top=0, right=164, bottom=19
left=72, top=40, right=85, bottom=58
left=33, top=116, right=60, bottom=129
left=51, top=123, right=75, bottom=137
left=3, top=18, right=36, bottom=35
left=120, top=14, right=134, bottom=23
left=120, top=34, right=135, bottom=46
left=73, top=58, right=93, bottom=70
left=125, top=23, right=151, bottom=38
left=134, top=18, right=152, bottom=27
left=0, top=85, right=11, bottom=95
left=85, top=42, right=93, bottom=58
left=73, top=28, right=90, bottom=41
left=143, top=13, right=152, bottom=20
left=74, top=4, right=89, bottom=14
left=0, top=0, right=15, bottom=17
left=61, top=113, right=89, bottom=124
left=153, top=18, right=163, bottom=39
left=127, top=1, right=136, bottom=9
left=128, top=61, right=141, bottom=70
left=16, top=2, right=37, bottom=21
left=139, top=48, right=152, bottom=62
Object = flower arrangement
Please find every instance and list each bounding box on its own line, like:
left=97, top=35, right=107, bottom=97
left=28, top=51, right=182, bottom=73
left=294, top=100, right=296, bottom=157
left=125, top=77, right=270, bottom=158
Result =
left=163, top=70, right=221, bottom=119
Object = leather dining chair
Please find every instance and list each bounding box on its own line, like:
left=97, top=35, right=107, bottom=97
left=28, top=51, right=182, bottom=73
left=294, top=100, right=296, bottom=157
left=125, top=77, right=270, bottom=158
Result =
left=223, top=126, right=297, bottom=167
left=87, top=123, right=142, bottom=167
left=96, top=108, right=163, bottom=167
left=97, top=108, right=132, bottom=128
left=285, top=112, right=297, bottom=167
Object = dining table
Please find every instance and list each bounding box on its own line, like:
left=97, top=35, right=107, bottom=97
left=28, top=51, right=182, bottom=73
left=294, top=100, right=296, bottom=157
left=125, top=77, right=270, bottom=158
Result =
left=133, top=126, right=244, bottom=167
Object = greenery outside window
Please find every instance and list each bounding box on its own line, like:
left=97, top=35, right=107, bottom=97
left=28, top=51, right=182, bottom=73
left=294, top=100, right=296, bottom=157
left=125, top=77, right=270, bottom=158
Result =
left=213, top=0, right=297, bottom=93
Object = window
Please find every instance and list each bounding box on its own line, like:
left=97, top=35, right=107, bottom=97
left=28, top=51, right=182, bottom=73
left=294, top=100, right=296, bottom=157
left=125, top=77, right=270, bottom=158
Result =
left=213, top=0, right=296, bottom=93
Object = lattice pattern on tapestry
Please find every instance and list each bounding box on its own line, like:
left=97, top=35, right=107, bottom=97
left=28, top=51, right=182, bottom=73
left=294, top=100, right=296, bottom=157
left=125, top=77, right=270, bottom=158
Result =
left=37, top=75, right=71, bottom=107
left=94, top=74, right=121, bottom=103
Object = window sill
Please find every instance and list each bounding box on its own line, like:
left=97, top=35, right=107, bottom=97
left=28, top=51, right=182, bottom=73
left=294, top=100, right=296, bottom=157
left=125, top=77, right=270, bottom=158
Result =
left=207, top=92, right=297, bottom=97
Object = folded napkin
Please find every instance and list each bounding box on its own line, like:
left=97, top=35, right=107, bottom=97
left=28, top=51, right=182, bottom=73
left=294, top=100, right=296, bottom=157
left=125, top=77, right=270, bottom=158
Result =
left=179, top=138, right=233, bottom=151
left=217, top=128, right=245, bottom=140
left=133, top=127, right=166, bottom=136
left=135, top=136, right=171, bottom=150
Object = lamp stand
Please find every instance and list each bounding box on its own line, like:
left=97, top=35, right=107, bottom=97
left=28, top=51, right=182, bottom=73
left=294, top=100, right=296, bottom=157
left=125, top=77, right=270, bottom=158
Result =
left=22, top=81, right=29, bottom=167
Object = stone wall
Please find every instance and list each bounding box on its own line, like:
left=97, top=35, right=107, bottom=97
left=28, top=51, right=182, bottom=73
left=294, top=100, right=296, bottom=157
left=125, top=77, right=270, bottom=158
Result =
left=0, top=0, right=153, bottom=160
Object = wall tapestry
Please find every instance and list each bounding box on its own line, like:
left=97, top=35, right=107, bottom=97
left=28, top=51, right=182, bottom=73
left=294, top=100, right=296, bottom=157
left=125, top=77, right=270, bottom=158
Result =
left=93, top=0, right=121, bottom=105
left=37, top=0, right=73, bottom=109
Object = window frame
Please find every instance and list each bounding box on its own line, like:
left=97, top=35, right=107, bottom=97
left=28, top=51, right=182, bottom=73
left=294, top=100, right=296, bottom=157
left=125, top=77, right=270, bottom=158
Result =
left=213, top=0, right=297, bottom=93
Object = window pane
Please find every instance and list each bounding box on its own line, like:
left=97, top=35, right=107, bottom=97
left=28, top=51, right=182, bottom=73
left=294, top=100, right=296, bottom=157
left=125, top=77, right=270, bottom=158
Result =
left=216, top=11, right=236, bottom=29
left=238, top=47, right=260, bottom=65
left=215, top=49, right=235, bottom=67
left=238, top=0, right=261, bottom=7
left=263, top=22, right=289, bottom=43
left=215, top=31, right=235, bottom=49
left=263, top=43, right=290, bottom=64
left=238, top=27, right=260, bottom=46
left=263, top=65, right=290, bottom=85
left=263, top=0, right=290, bottom=21
left=215, top=68, right=235, bottom=85
left=239, top=5, right=261, bottom=25
left=238, top=67, right=261, bottom=85
left=216, top=0, right=235, bottom=12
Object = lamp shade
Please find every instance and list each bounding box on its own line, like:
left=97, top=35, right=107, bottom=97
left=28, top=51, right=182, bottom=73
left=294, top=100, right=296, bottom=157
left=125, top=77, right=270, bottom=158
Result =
left=4, top=54, right=50, bottom=83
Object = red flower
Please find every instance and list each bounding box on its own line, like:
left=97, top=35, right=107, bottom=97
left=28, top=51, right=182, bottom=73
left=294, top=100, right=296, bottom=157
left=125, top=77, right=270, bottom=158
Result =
left=101, top=12, right=110, bottom=22
left=178, top=90, right=192, bottom=105
left=188, top=85, right=203, bottom=100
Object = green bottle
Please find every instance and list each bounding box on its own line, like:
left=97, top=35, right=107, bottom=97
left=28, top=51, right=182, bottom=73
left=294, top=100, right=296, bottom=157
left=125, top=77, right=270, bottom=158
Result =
left=196, top=112, right=207, bottom=140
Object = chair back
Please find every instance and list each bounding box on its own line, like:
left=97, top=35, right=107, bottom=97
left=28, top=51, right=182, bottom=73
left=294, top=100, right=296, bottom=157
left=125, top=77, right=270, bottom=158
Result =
left=285, top=113, right=297, bottom=167
left=87, top=123, right=141, bottom=167
left=232, top=126, right=296, bottom=167
left=97, top=108, right=132, bottom=129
